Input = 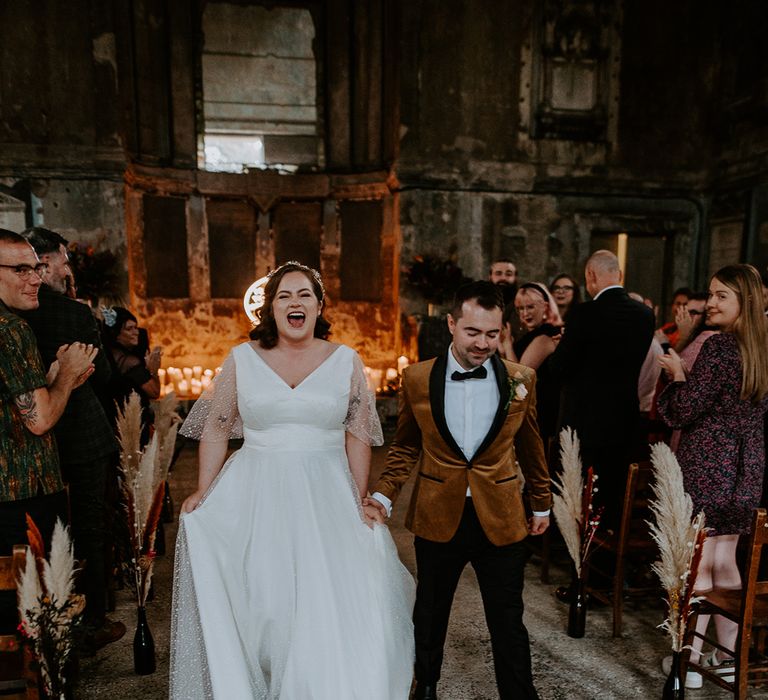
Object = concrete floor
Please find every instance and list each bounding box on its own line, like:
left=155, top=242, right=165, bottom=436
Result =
left=79, top=436, right=766, bottom=699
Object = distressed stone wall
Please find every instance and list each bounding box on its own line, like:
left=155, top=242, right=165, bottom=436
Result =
left=2, top=0, right=768, bottom=373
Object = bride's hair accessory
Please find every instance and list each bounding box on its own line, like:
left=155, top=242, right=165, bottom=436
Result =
left=268, top=261, right=325, bottom=300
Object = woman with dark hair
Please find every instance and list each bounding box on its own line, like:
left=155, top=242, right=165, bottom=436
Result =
left=549, top=273, right=582, bottom=323
left=658, top=264, right=768, bottom=687
left=101, top=306, right=162, bottom=425
left=171, top=261, right=414, bottom=699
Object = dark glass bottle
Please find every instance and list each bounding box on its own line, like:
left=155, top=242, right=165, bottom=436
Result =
left=662, top=651, right=685, bottom=699
left=566, top=577, right=587, bottom=638
left=133, top=606, right=156, bottom=675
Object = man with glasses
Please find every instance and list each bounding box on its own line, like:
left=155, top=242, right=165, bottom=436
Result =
left=21, top=227, right=125, bottom=653
left=0, top=229, right=96, bottom=631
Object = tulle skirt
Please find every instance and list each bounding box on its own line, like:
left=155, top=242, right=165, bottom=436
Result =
left=170, top=445, right=415, bottom=699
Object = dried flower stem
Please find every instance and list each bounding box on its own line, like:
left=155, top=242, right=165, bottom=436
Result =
left=647, top=442, right=707, bottom=652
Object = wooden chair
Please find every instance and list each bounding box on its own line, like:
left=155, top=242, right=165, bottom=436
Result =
left=683, top=508, right=768, bottom=698
left=584, top=461, right=659, bottom=637
left=0, top=545, right=40, bottom=699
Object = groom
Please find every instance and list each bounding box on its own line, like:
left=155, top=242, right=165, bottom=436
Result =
left=366, top=280, right=551, bottom=700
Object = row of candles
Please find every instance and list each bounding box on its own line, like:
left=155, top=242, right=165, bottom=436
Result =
left=157, top=365, right=221, bottom=398
left=364, top=355, right=410, bottom=394
left=157, top=356, right=411, bottom=399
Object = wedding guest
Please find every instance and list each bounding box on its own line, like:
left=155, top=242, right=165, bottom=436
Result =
left=171, top=262, right=414, bottom=698
left=656, top=286, right=693, bottom=349
left=672, top=291, right=708, bottom=353
left=549, top=273, right=582, bottom=324
left=21, top=227, right=124, bottom=652
left=0, top=229, right=95, bottom=630
left=490, top=258, right=518, bottom=307
left=509, top=282, right=562, bottom=443
left=657, top=264, right=768, bottom=688
left=101, top=307, right=161, bottom=429
left=490, top=258, right=521, bottom=336
left=549, top=250, right=654, bottom=527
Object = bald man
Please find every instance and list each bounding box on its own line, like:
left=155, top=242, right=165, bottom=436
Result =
left=549, top=250, right=654, bottom=527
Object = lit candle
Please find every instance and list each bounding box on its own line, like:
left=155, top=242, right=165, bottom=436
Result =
left=183, top=367, right=193, bottom=381
left=193, top=365, right=203, bottom=380
left=215, top=366, right=222, bottom=376
left=203, top=368, right=214, bottom=378
left=178, top=379, right=189, bottom=396
left=370, top=369, right=383, bottom=393
left=157, top=368, right=166, bottom=385
left=385, top=368, right=398, bottom=382
left=191, top=379, right=202, bottom=396
left=201, top=375, right=212, bottom=390
left=397, top=355, right=410, bottom=374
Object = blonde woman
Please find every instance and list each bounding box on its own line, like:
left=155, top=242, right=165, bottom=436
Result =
left=658, top=264, right=768, bottom=688
left=504, top=282, right=562, bottom=443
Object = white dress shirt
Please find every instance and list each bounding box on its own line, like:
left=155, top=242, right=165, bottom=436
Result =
left=444, top=348, right=498, bottom=466
left=373, top=345, right=549, bottom=517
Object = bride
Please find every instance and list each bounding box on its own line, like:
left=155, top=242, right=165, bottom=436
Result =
left=170, top=262, right=415, bottom=699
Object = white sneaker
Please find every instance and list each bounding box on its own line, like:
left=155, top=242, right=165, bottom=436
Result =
left=702, top=650, right=735, bottom=683
left=661, top=655, right=703, bottom=689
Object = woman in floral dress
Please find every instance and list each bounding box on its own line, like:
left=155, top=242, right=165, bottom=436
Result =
left=657, top=264, right=768, bottom=687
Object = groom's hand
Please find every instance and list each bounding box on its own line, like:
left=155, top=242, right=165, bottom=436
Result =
left=528, top=515, right=549, bottom=536
left=362, top=496, right=387, bottom=520
left=362, top=503, right=386, bottom=527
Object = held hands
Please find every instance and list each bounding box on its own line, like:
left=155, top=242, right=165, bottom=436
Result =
left=361, top=496, right=387, bottom=529
left=659, top=347, right=686, bottom=382
left=528, top=515, right=549, bottom=536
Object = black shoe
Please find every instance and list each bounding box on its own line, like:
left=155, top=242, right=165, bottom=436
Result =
left=414, top=683, right=438, bottom=700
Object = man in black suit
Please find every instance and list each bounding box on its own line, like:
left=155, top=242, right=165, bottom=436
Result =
left=21, top=227, right=124, bottom=652
left=549, top=250, right=654, bottom=527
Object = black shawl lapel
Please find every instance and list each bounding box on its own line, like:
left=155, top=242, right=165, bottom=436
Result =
left=470, top=353, right=511, bottom=461
left=429, top=352, right=468, bottom=463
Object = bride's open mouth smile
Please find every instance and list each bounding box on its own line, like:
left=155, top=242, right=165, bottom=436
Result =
left=287, top=311, right=306, bottom=328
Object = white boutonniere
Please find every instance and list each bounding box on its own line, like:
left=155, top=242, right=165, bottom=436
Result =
left=505, top=371, right=528, bottom=410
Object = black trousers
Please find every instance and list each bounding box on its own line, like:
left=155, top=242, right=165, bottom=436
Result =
left=580, top=443, right=632, bottom=531
left=0, top=489, right=68, bottom=633
left=413, top=499, right=539, bottom=700
left=62, top=454, right=112, bottom=628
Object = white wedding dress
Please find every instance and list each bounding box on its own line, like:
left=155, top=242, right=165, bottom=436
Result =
left=170, top=342, right=415, bottom=699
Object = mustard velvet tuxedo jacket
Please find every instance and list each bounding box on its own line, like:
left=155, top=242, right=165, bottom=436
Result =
left=375, top=352, right=552, bottom=546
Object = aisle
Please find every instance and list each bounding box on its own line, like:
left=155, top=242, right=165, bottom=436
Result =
left=78, top=438, right=755, bottom=699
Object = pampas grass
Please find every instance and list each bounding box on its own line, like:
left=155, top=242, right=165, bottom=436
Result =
left=17, top=517, right=83, bottom=697
left=551, top=428, right=602, bottom=576
left=647, top=442, right=707, bottom=652
left=117, top=390, right=180, bottom=606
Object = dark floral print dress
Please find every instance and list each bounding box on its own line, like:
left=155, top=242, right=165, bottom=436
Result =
left=657, top=332, right=768, bottom=535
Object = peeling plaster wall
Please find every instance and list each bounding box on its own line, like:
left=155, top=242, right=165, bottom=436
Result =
left=396, top=0, right=723, bottom=308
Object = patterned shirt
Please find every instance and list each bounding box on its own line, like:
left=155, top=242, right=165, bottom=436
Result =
left=0, top=301, right=64, bottom=502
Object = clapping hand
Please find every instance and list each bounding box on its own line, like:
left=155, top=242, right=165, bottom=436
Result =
left=146, top=346, right=163, bottom=374
left=56, top=342, right=98, bottom=388
left=674, top=304, right=695, bottom=342
left=659, top=347, right=686, bottom=383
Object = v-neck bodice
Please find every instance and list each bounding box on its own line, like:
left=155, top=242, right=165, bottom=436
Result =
left=246, top=343, right=342, bottom=390
left=232, top=342, right=353, bottom=451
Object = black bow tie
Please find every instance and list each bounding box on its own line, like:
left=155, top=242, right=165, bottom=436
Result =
left=451, top=366, right=488, bottom=381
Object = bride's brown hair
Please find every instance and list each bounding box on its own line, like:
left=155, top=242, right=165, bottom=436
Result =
left=249, top=261, right=331, bottom=348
